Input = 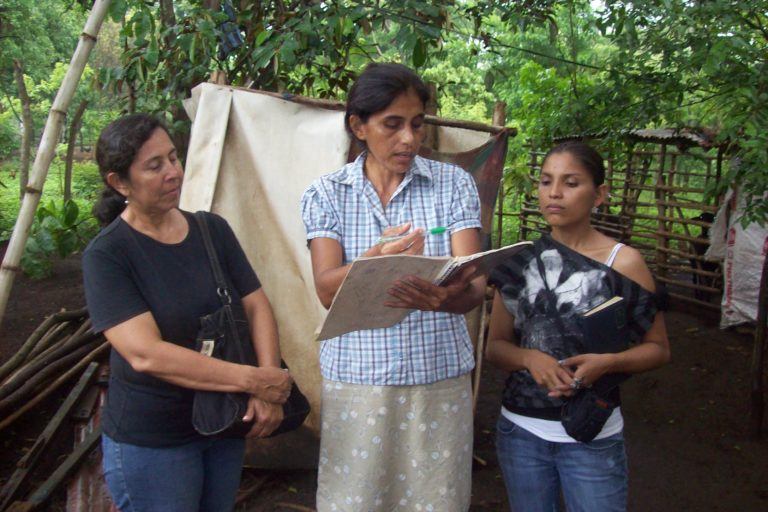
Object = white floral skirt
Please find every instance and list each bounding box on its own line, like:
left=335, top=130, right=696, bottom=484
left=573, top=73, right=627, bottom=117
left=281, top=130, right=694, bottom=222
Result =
left=316, top=374, right=473, bottom=512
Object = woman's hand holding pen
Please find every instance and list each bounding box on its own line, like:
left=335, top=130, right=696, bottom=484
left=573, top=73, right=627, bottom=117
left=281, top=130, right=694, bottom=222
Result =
left=363, top=222, right=425, bottom=257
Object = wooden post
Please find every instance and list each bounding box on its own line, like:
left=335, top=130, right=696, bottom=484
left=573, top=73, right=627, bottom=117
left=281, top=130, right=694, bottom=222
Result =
left=424, top=82, right=439, bottom=150
left=655, top=144, right=668, bottom=280
left=751, top=252, right=768, bottom=438
left=0, top=0, right=111, bottom=332
left=493, top=101, right=506, bottom=248
left=210, top=70, right=228, bottom=85
left=64, top=99, right=89, bottom=202
left=522, top=147, right=538, bottom=241
left=12, top=60, right=33, bottom=201
left=620, top=145, right=635, bottom=244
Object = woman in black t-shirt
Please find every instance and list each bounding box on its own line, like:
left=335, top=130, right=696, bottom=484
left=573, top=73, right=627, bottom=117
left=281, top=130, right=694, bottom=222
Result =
left=82, top=114, right=292, bottom=512
left=486, top=141, right=670, bottom=512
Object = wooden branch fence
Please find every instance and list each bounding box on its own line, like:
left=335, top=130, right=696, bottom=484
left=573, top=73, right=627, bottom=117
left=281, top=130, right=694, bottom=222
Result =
left=513, top=140, right=724, bottom=312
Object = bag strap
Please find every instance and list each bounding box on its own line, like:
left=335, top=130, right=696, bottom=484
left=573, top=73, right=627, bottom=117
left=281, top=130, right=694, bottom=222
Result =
left=194, top=211, right=232, bottom=306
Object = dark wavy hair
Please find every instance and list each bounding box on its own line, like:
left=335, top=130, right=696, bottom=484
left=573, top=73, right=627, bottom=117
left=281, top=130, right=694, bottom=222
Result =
left=92, top=114, right=167, bottom=226
left=344, top=63, right=430, bottom=147
left=542, top=141, right=606, bottom=187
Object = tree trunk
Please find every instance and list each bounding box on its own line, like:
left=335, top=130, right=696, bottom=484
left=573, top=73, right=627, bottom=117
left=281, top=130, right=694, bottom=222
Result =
left=157, top=0, right=190, bottom=158
left=13, top=59, right=33, bottom=200
left=64, top=100, right=88, bottom=202
left=158, top=0, right=176, bottom=50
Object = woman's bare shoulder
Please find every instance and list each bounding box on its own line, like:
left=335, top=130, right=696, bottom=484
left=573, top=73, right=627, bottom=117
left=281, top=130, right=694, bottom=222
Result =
left=612, top=245, right=656, bottom=292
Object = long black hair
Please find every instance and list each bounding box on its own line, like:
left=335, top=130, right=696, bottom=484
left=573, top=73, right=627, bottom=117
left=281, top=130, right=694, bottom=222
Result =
left=344, top=63, right=430, bottom=146
left=92, top=114, right=167, bottom=226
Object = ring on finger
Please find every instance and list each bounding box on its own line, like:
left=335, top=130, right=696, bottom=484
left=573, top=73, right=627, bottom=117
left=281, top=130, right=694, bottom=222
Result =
left=570, top=377, right=583, bottom=390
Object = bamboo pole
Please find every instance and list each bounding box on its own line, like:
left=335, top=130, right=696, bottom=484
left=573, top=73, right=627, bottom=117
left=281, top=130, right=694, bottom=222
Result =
left=0, top=0, right=111, bottom=331
left=250, top=88, right=513, bottom=134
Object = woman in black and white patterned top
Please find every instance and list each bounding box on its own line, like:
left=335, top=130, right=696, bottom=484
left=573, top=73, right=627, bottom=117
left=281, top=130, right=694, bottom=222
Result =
left=486, top=141, right=670, bottom=512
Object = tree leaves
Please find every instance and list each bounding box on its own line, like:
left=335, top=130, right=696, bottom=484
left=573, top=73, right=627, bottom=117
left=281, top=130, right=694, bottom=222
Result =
left=22, top=199, right=97, bottom=278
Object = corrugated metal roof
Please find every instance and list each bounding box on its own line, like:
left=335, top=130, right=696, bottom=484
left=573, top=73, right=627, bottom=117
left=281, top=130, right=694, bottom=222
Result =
left=553, top=128, right=718, bottom=148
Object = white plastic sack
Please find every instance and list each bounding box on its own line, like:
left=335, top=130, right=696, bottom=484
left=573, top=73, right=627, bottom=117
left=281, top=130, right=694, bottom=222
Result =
left=707, top=187, right=768, bottom=327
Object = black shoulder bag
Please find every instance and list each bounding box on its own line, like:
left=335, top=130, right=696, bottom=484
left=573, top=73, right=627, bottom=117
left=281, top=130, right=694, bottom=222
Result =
left=534, top=249, right=618, bottom=443
left=192, top=212, right=310, bottom=438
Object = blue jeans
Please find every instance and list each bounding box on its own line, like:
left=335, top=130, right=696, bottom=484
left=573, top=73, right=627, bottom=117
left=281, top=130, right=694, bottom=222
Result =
left=102, top=433, right=245, bottom=512
left=496, top=415, right=627, bottom=512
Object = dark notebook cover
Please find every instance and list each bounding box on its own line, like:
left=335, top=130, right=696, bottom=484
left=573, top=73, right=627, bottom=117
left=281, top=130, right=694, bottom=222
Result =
left=578, top=296, right=630, bottom=391
left=578, top=296, right=629, bottom=354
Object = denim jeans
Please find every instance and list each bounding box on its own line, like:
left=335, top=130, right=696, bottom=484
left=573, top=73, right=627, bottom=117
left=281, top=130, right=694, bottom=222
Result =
left=102, top=433, right=245, bottom=512
left=496, top=415, right=627, bottom=512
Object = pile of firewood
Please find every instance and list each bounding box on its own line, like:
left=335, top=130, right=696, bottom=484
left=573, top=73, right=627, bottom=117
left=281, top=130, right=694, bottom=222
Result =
left=0, top=308, right=110, bottom=512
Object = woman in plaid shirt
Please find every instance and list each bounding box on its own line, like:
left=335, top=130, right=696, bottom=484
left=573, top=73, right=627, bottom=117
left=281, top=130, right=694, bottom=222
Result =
left=301, top=63, right=486, bottom=512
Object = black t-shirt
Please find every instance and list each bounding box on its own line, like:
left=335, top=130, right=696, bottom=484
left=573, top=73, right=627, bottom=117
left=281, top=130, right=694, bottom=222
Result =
left=82, top=210, right=260, bottom=446
left=489, top=235, right=658, bottom=420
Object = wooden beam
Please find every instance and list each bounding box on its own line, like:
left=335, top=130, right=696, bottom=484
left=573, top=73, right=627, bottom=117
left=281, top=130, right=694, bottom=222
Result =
left=6, top=427, right=102, bottom=512
left=751, top=253, right=768, bottom=437
left=0, top=363, right=98, bottom=511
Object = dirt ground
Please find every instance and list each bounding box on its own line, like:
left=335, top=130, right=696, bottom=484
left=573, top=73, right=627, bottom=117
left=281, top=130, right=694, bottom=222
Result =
left=1, top=253, right=767, bottom=511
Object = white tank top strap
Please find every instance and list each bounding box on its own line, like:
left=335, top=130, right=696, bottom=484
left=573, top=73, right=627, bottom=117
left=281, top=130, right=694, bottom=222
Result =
left=605, top=243, right=625, bottom=268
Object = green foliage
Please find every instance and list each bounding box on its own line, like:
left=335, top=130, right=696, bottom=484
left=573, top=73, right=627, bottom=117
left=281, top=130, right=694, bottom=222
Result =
left=0, top=107, right=19, bottom=160
left=101, top=1, right=459, bottom=126
left=0, top=157, right=102, bottom=238
left=0, top=0, right=765, bottom=259
left=594, top=1, right=768, bottom=225
left=0, top=0, right=87, bottom=87
left=20, top=199, right=98, bottom=279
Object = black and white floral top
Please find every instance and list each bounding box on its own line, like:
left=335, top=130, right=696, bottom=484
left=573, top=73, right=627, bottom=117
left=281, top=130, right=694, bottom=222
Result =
left=489, top=235, right=660, bottom=420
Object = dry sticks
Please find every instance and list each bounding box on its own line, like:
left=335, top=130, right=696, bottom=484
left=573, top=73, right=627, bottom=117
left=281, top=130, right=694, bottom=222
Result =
left=0, top=308, right=106, bottom=432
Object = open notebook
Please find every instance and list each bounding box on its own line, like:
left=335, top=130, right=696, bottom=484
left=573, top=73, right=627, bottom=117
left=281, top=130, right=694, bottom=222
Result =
left=317, top=241, right=532, bottom=341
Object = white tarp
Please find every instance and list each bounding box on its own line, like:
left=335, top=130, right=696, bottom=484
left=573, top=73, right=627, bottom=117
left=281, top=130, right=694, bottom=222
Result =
left=180, top=83, right=497, bottom=434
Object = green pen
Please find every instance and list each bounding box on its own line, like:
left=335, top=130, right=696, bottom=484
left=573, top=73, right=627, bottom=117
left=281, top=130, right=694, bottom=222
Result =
left=377, top=226, right=447, bottom=244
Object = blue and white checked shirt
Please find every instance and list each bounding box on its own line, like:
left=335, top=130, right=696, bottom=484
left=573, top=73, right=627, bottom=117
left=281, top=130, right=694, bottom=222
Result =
left=300, top=153, right=482, bottom=385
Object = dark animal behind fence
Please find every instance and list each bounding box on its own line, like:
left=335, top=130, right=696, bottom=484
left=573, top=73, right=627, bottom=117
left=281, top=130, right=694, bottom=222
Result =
left=689, top=212, right=720, bottom=302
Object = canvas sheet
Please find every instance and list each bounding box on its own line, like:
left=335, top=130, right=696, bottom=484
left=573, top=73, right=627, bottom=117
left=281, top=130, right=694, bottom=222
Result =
left=181, top=83, right=509, bottom=433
